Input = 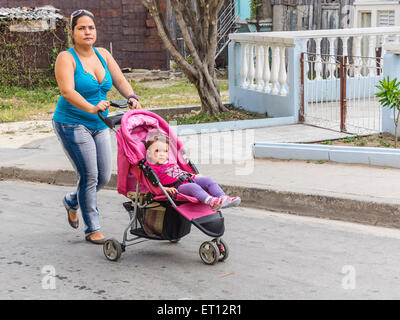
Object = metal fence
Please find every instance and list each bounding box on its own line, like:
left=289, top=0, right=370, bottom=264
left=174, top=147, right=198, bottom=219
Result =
left=301, top=52, right=382, bottom=135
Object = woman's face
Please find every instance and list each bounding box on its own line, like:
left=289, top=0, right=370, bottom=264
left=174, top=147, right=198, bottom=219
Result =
left=72, top=15, right=97, bottom=46
left=147, top=140, right=169, bottom=165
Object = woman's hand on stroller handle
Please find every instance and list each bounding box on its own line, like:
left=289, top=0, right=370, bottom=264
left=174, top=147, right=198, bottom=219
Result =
left=127, top=97, right=142, bottom=110
left=94, top=100, right=110, bottom=113
left=97, top=99, right=134, bottom=129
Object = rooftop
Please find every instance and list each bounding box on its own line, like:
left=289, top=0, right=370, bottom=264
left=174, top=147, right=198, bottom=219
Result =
left=0, top=6, right=63, bottom=21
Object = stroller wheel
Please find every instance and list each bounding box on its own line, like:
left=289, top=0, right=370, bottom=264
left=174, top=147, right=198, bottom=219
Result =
left=199, top=241, right=219, bottom=265
left=213, top=238, right=229, bottom=262
left=103, top=238, right=122, bottom=262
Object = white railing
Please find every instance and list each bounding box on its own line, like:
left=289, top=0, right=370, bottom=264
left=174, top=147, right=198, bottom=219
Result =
left=229, top=27, right=400, bottom=96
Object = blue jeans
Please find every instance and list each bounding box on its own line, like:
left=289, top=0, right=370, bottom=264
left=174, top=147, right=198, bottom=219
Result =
left=53, top=121, right=112, bottom=235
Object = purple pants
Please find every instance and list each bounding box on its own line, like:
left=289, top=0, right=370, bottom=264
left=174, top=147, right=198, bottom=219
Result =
left=177, top=177, right=225, bottom=203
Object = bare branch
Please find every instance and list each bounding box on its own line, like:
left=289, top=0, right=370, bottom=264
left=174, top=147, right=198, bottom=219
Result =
left=141, top=0, right=196, bottom=79
left=140, top=0, right=227, bottom=113
left=182, top=1, right=201, bottom=42
left=171, top=0, right=203, bottom=70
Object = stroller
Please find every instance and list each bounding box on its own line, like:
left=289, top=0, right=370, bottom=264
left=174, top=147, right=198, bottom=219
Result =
left=98, top=101, right=229, bottom=265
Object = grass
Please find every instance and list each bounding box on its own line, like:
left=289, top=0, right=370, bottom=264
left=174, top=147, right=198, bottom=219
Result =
left=0, top=79, right=230, bottom=123
left=313, top=133, right=400, bottom=149
left=0, top=86, right=60, bottom=122
left=165, top=106, right=266, bottom=125
left=343, top=137, right=357, bottom=143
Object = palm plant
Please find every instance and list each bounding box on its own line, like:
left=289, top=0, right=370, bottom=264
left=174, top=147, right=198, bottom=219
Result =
left=376, top=76, right=400, bottom=148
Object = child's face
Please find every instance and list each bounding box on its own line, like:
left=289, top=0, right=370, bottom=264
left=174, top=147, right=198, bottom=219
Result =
left=147, top=140, right=169, bottom=164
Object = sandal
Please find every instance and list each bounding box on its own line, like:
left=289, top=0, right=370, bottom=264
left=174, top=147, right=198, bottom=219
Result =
left=85, top=233, right=106, bottom=245
left=63, top=197, right=79, bottom=229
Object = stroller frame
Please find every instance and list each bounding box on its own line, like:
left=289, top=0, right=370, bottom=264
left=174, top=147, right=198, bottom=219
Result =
left=100, top=103, right=229, bottom=265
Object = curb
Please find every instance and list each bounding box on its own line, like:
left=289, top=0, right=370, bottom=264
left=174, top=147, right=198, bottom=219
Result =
left=254, top=142, right=400, bottom=169
left=174, top=116, right=295, bottom=135
left=3, top=166, right=400, bottom=229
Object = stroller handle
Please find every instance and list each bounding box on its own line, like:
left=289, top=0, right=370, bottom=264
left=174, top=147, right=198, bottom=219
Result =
left=97, top=99, right=133, bottom=129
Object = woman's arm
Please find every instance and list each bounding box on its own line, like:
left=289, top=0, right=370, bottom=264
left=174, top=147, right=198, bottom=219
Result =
left=55, top=51, right=109, bottom=113
left=98, top=48, right=141, bottom=109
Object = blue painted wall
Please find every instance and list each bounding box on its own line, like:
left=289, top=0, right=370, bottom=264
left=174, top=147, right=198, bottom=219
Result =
left=305, top=77, right=383, bottom=102
left=382, top=52, right=400, bottom=135
left=236, top=0, right=251, bottom=20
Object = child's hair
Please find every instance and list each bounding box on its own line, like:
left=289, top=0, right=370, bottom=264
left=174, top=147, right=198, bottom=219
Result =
left=145, top=134, right=169, bottom=150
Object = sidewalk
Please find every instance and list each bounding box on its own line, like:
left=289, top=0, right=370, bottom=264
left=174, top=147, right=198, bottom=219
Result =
left=1, top=121, right=400, bottom=229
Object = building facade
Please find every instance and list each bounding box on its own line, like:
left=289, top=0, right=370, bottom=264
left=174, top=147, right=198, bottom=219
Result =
left=0, top=0, right=167, bottom=70
left=353, top=0, right=400, bottom=28
left=271, top=0, right=355, bottom=31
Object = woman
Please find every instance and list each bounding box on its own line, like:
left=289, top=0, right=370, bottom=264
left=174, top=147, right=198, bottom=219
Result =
left=53, top=9, right=141, bottom=244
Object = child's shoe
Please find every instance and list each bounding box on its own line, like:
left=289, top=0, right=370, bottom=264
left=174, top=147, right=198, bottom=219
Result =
left=221, top=196, right=241, bottom=209
left=208, top=197, right=223, bottom=211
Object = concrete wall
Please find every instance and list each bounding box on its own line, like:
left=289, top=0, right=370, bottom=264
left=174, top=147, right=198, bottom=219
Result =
left=228, top=38, right=307, bottom=121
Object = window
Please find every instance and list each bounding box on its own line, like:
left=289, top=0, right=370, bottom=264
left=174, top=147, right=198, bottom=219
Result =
left=378, top=10, right=395, bottom=27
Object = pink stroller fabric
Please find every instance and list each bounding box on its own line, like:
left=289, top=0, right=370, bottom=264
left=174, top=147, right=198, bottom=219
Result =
left=116, top=110, right=199, bottom=203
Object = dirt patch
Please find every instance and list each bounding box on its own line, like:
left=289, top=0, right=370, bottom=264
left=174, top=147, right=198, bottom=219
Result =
left=0, top=121, right=54, bottom=148
left=164, top=106, right=266, bottom=125
left=312, top=132, right=400, bottom=149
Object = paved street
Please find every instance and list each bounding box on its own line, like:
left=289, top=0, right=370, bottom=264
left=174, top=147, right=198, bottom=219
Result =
left=1, top=180, right=400, bottom=300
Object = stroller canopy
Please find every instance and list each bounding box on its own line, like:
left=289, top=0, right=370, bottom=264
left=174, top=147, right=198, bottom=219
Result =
left=116, top=110, right=195, bottom=196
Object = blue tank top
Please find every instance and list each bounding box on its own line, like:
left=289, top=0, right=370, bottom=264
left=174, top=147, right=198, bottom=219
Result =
left=53, top=47, right=113, bottom=130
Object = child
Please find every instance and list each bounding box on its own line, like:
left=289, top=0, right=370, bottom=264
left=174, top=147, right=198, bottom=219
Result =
left=145, top=134, right=241, bottom=211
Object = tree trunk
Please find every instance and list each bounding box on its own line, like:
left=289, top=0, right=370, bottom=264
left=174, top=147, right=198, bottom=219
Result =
left=195, top=70, right=227, bottom=115
left=141, top=0, right=227, bottom=115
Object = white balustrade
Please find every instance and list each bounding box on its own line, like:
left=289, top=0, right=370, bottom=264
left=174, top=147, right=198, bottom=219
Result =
left=367, top=35, right=376, bottom=76
left=341, top=36, right=350, bottom=76
left=314, top=38, right=322, bottom=80
left=237, top=41, right=288, bottom=95
left=240, top=43, right=248, bottom=88
left=328, top=37, right=336, bottom=79
left=231, top=26, right=400, bottom=95
left=278, top=46, right=287, bottom=95
left=380, top=35, right=388, bottom=70
left=248, top=43, right=255, bottom=89
left=342, top=37, right=349, bottom=57
left=248, top=43, right=256, bottom=89
left=270, top=46, right=280, bottom=95
left=353, top=36, right=362, bottom=78
left=262, top=45, right=271, bottom=93
left=256, top=44, right=264, bottom=91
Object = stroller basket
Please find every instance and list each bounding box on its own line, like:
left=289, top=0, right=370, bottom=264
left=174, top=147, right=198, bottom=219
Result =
left=136, top=202, right=165, bottom=239
left=124, top=193, right=192, bottom=241
left=135, top=202, right=192, bottom=240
